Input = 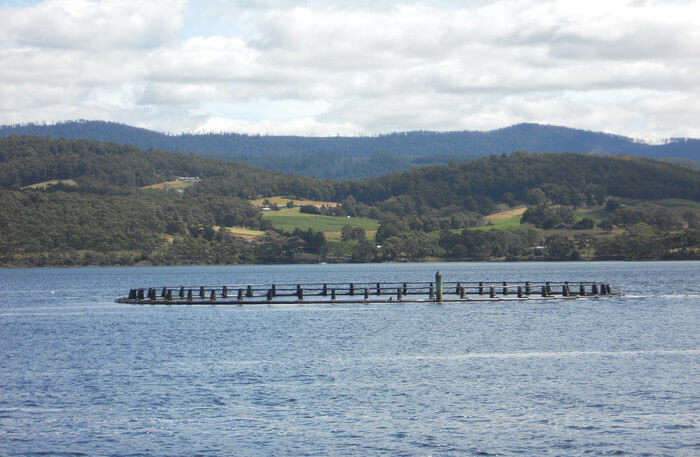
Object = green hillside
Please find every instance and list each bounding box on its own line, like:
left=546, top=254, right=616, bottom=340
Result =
left=342, top=152, right=700, bottom=209
left=263, top=207, right=378, bottom=233
left=1, top=136, right=699, bottom=265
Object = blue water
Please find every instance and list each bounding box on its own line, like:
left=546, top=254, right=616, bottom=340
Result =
left=0, top=262, right=698, bottom=456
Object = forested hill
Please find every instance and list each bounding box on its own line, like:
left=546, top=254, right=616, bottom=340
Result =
left=1, top=120, right=697, bottom=180
left=1, top=136, right=699, bottom=266
left=0, top=136, right=331, bottom=198
left=340, top=152, right=700, bottom=210
left=2, top=136, right=697, bottom=209
left=0, top=136, right=334, bottom=267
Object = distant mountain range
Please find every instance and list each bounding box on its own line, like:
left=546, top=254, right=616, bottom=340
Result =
left=1, top=120, right=698, bottom=179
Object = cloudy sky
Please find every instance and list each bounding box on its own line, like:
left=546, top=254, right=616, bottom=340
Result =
left=1, top=0, right=699, bottom=140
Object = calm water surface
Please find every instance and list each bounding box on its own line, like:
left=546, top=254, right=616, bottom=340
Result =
left=0, top=262, right=698, bottom=456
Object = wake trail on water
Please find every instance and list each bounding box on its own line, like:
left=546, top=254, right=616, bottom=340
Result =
left=362, top=349, right=700, bottom=362
left=656, top=294, right=700, bottom=299
left=604, top=293, right=700, bottom=299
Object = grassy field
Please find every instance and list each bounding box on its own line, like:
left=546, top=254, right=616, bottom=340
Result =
left=22, top=179, right=78, bottom=190
left=484, top=206, right=527, bottom=223
left=263, top=207, right=379, bottom=237
left=324, top=230, right=378, bottom=242
left=471, top=206, right=527, bottom=231
left=220, top=226, right=266, bottom=241
left=250, top=196, right=339, bottom=208
left=141, top=179, right=199, bottom=191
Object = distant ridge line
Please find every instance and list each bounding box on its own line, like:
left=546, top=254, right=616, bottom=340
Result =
left=1, top=120, right=697, bottom=180
left=3, top=119, right=692, bottom=142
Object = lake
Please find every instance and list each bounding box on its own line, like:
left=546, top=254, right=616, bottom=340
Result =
left=1, top=262, right=698, bottom=456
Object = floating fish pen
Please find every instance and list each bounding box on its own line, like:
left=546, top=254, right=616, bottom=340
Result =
left=116, top=272, right=619, bottom=305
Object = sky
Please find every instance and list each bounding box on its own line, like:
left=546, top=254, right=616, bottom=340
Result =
left=1, top=0, right=699, bottom=140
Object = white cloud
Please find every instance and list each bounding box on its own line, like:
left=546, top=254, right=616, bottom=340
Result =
left=1, top=0, right=700, bottom=139
left=0, top=0, right=186, bottom=50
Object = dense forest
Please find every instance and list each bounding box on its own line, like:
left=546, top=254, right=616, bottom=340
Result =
left=0, top=136, right=327, bottom=195
left=1, top=136, right=699, bottom=266
left=1, top=120, right=698, bottom=180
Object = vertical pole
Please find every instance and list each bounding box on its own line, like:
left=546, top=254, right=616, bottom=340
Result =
left=322, top=283, right=328, bottom=296
left=435, top=271, right=443, bottom=303
left=489, top=286, right=495, bottom=298
left=479, top=281, right=484, bottom=295
left=502, top=281, right=508, bottom=295
left=376, top=282, right=381, bottom=296
left=210, top=290, right=216, bottom=302
left=525, top=281, right=530, bottom=295
left=349, top=283, right=355, bottom=296
left=247, top=285, right=253, bottom=298
left=200, top=286, right=205, bottom=298
left=222, top=286, right=228, bottom=298
left=331, top=289, right=336, bottom=301
left=187, top=289, right=193, bottom=301
left=179, top=286, right=185, bottom=298
left=517, top=286, right=523, bottom=298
